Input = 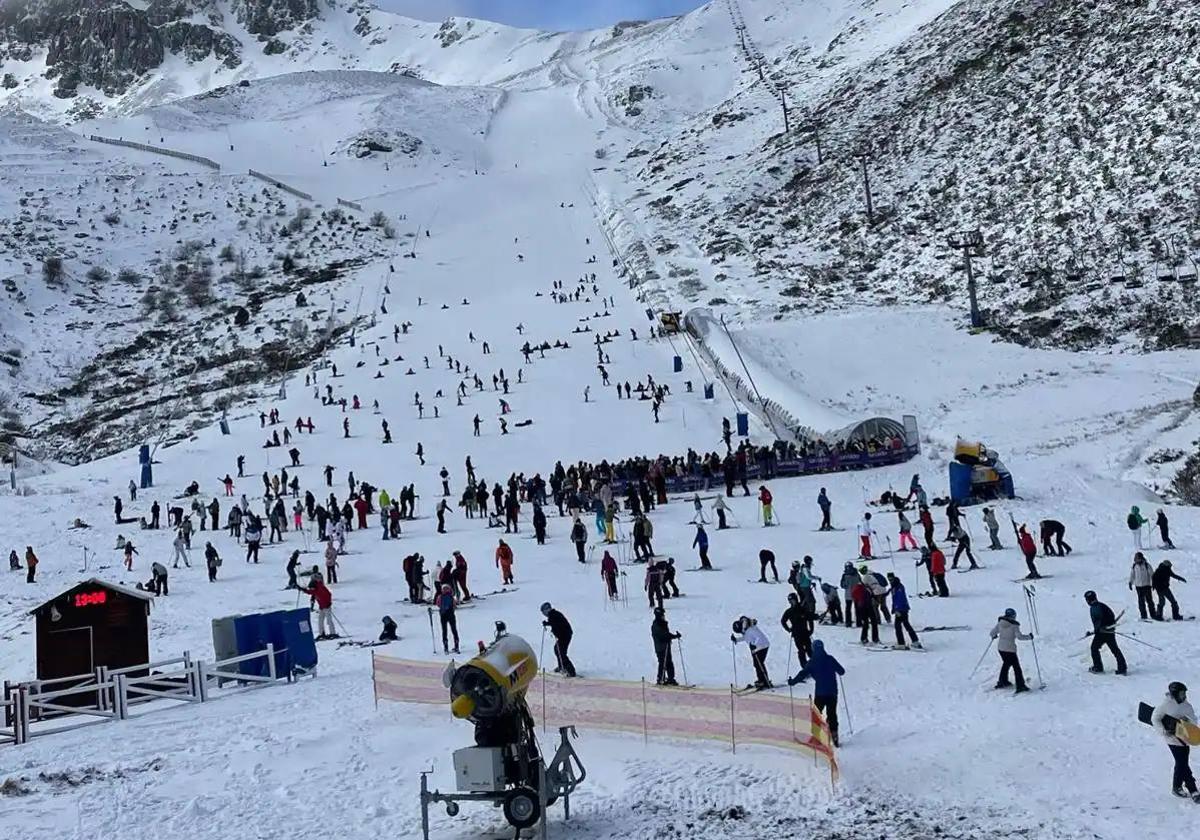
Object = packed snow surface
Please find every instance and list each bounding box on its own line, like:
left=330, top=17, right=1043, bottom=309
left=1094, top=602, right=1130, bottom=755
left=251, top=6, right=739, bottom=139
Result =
left=2, top=4, right=1200, bottom=840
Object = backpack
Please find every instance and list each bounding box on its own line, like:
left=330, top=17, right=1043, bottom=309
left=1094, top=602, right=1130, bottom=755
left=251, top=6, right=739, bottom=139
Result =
left=1127, top=513, right=1139, bottom=530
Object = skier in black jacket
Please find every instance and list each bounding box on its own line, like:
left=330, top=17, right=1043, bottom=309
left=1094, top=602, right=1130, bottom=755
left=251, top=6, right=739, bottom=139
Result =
left=532, top=505, right=548, bottom=545
left=1085, top=590, right=1127, bottom=674
left=780, top=593, right=813, bottom=666
left=1152, top=560, right=1188, bottom=621
left=541, top=602, right=576, bottom=676
left=651, top=607, right=681, bottom=685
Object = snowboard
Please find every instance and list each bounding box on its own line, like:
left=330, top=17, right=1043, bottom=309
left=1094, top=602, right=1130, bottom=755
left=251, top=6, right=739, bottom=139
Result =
left=1138, top=702, right=1200, bottom=745
left=920, top=625, right=970, bottom=632
left=653, top=683, right=697, bottom=690
left=748, top=579, right=782, bottom=584
left=1011, top=575, right=1054, bottom=582
left=863, top=644, right=927, bottom=653
left=687, top=566, right=722, bottom=572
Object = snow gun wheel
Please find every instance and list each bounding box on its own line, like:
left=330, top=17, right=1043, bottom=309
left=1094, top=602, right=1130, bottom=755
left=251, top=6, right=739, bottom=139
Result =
left=503, top=787, right=541, bottom=829
left=444, top=801, right=460, bottom=817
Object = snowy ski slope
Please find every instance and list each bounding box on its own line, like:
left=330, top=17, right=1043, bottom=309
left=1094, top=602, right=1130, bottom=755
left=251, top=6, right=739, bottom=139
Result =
left=2, top=3, right=1200, bottom=839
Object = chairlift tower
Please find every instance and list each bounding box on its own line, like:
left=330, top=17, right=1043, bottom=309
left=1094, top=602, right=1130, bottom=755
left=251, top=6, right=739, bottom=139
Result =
left=948, top=229, right=986, bottom=328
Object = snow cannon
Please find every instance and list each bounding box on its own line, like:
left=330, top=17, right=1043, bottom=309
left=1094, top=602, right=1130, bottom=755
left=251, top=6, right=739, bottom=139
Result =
left=950, top=438, right=1015, bottom=505
left=422, top=631, right=586, bottom=838
left=447, top=632, right=537, bottom=722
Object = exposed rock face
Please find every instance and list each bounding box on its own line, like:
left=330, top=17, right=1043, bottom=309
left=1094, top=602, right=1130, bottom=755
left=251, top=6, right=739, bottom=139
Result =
left=337, top=129, right=422, bottom=159
left=0, top=0, right=321, bottom=98
left=159, top=21, right=242, bottom=68
left=231, top=0, right=319, bottom=38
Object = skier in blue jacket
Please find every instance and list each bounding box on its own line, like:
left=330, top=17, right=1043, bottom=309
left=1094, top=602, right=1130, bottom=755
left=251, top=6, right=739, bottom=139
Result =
left=787, top=640, right=845, bottom=745
left=886, top=571, right=921, bottom=649
left=692, top=524, right=711, bottom=570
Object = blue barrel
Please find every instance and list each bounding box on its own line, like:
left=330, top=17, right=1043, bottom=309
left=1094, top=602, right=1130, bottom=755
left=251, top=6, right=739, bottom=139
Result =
left=736, top=413, right=749, bottom=436
left=672, top=355, right=683, bottom=373
left=703, top=383, right=715, bottom=400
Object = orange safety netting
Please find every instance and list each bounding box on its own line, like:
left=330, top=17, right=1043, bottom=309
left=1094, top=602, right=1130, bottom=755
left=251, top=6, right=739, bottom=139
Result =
left=372, top=654, right=837, bottom=782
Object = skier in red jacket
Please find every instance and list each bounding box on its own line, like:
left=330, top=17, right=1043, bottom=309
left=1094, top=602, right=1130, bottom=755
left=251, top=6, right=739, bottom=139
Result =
left=1017, top=525, right=1042, bottom=579
left=758, top=486, right=775, bottom=526
left=600, top=551, right=619, bottom=599
left=301, top=579, right=336, bottom=639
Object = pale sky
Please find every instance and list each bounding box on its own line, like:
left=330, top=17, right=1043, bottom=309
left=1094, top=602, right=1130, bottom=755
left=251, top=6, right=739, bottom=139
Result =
left=373, top=1, right=707, bottom=31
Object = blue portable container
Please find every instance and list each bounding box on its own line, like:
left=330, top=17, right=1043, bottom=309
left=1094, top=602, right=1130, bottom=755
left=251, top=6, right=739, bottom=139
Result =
left=232, top=613, right=272, bottom=677
left=271, top=608, right=318, bottom=674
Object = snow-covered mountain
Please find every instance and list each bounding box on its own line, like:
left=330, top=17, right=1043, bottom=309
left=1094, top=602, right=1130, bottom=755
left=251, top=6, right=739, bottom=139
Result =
left=3, top=0, right=1200, bottom=463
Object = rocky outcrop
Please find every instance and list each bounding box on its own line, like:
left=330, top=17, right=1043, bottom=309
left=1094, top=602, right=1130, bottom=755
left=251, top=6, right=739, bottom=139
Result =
left=336, top=129, right=422, bottom=158
left=0, top=0, right=323, bottom=99
left=44, top=2, right=165, bottom=96
left=232, top=0, right=319, bottom=38
left=159, top=21, right=242, bottom=68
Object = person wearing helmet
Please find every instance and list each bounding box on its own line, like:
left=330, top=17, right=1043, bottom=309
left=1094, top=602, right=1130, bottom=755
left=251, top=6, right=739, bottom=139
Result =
left=600, top=550, right=619, bottom=599
left=1128, top=505, right=1148, bottom=549
left=989, top=608, right=1032, bottom=692
left=786, top=640, right=845, bottom=746
left=851, top=574, right=879, bottom=645
left=839, top=562, right=860, bottom=627
left=731, top=616, right=772, bottom=689
left=819, top=582, right=843, bottom=624
left=650, top=607, right=682, bottom=686
left=780, top=592, right=812, bottom=666
left=1084, top=591, right=1127, bottom=674
left=495, top=539, right=514, bottom=585
left=436, top=584, right=459, bottom=654
left=887, top=572, right=920, bottom=649
left=1151, top=681, right=1198, bottom=800
left=1152, top=559, right=1188, bottom=621
left=541, top=603, right=576, bottom=677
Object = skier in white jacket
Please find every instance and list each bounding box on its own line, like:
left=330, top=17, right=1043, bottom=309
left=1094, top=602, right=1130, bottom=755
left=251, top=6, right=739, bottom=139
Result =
left=989, top=608, right=1032, bottom=693
left=731, top=616, right=772, bottom=689
left=1129, top=553, right=1155, bottom=620
left=1152, top=681, right=1199, bottom=801
left=857, top=513, right=876, bottom=559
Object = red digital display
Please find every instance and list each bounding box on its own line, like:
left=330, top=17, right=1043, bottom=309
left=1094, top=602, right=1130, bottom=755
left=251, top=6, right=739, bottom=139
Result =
left=74, top=591, right=107, bottom=607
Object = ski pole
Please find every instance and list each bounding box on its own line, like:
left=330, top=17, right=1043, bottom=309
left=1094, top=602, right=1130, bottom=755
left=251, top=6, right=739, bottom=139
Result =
left=785, top=638, right=793, bottom=687
left=1028, top=634, right=1045, bottom=689
left=968, top=637, right=995, bottom=680
left=677, top=638, right=689, bottom=686
left=540, top=625, right=548, bottom=667
left=330, top=608, right=351, bottom=639
left=731, top=640, right=738, bottom=687
left=1114, top=631, right=1163, bottom=651
left=838, top=674, right=854, bottom=735
left=427, top=608, right=437, bottom=655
